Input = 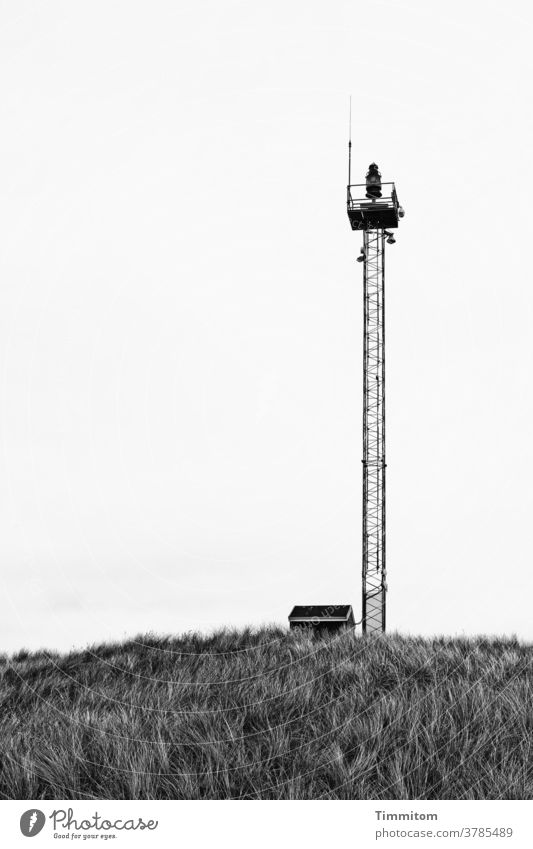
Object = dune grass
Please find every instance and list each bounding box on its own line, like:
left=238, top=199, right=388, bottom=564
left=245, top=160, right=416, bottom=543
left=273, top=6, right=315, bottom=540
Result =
left=0, top=628, right=531, bottom=799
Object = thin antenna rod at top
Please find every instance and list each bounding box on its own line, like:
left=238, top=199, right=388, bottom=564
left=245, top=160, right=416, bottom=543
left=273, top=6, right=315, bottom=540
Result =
left=348, top=95, right=352, bottom=187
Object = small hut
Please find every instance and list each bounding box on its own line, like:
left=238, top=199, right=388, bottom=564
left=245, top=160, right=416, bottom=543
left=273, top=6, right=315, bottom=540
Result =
left=288, top=604, right=355, bottom=635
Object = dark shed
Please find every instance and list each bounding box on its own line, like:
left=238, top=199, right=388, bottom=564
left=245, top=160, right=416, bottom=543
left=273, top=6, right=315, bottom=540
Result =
left=288, top=604, right=355, bottom=635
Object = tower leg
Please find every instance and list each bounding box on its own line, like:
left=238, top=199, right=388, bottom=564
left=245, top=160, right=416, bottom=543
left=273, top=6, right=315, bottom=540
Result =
left=362, top=229, right=386, bottom=634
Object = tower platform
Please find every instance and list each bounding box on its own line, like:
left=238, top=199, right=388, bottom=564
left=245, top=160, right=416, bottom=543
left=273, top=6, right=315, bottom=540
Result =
left=347, top=182, right=400, bottom=230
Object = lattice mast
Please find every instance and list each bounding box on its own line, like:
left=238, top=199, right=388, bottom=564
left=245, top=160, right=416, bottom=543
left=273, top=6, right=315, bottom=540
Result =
left=347, top=161, right=403, bottom=634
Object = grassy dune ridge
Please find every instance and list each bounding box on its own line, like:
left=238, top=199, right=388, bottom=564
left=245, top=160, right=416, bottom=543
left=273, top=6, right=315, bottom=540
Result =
left=0, top=629, right=531, bottom=799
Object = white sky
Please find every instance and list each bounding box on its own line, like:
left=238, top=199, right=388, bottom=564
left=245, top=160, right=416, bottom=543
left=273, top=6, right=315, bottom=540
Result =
left=1, top=0, right=532, bottom=652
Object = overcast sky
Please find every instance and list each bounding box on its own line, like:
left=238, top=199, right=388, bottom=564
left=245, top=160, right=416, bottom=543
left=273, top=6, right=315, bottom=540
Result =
left=1, top=0, right=532, bottom=652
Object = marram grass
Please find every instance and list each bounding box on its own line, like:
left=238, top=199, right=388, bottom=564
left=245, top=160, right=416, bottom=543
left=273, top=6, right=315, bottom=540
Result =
left=0, top=629, right=531, bottom=799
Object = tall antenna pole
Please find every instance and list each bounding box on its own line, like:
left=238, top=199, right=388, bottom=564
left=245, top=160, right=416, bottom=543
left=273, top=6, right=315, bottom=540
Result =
left=347, top=163, right=403, bottom=635
left=348, top=96, right=352, bottom=186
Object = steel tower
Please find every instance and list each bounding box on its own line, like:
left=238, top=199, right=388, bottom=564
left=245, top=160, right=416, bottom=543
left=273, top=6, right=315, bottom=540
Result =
left=347, top=162, right=403, bottom=634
